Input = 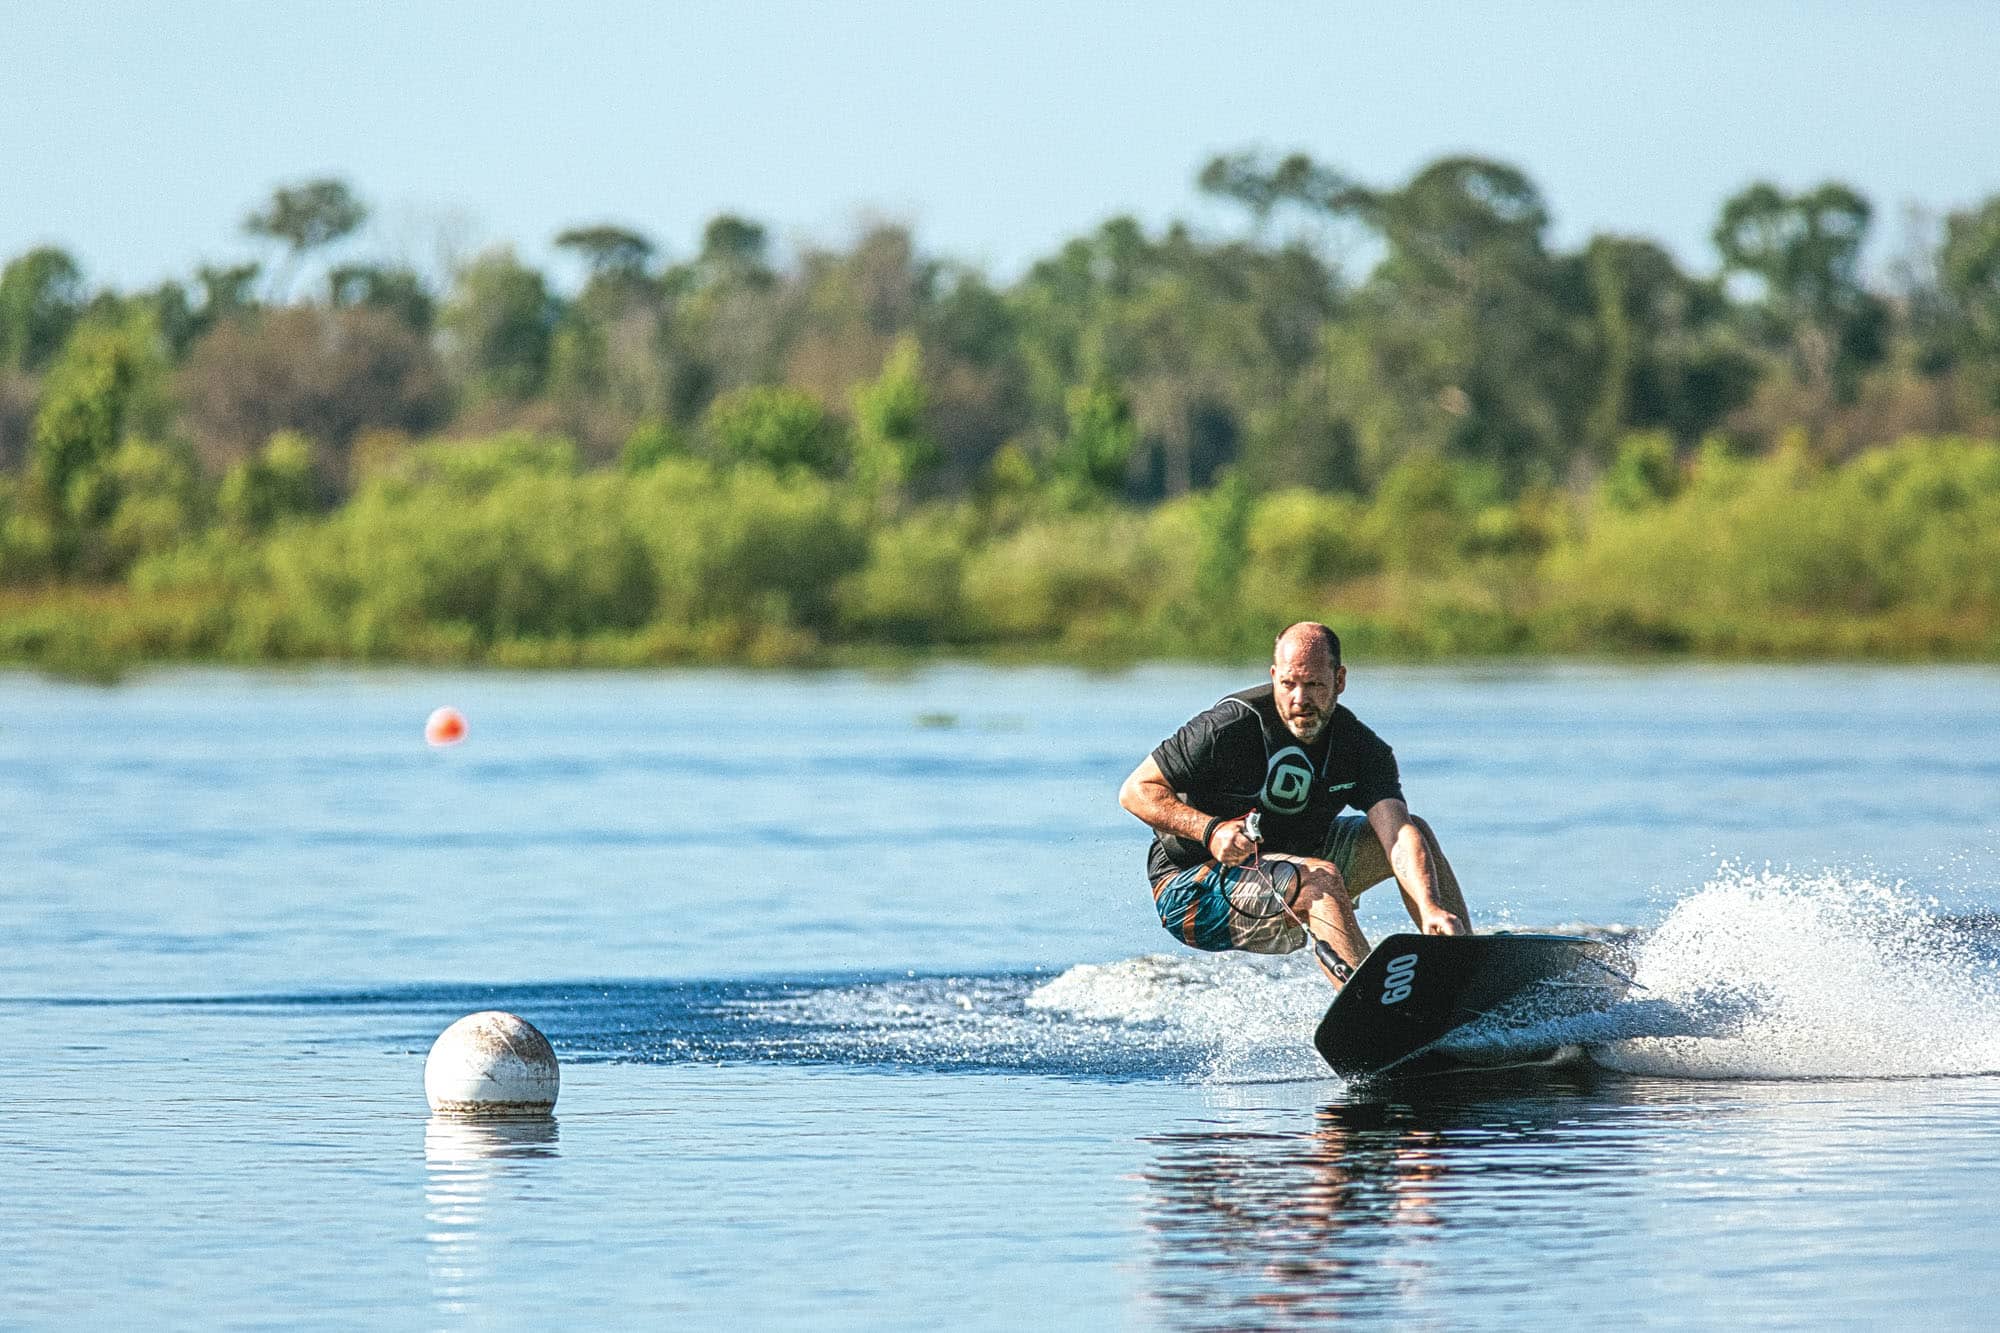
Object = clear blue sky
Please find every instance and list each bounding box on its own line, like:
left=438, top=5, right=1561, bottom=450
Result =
left=7, top=0, right=1999, bottom=293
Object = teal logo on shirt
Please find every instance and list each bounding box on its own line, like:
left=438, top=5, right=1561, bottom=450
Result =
left=1264, top=746, right=1315, bottom=813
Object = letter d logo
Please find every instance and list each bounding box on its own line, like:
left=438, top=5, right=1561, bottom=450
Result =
left=1263, top=746, right=1314, bottom=814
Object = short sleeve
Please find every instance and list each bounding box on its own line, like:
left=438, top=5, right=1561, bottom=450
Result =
left=1151, top=700, right=1234, bottom=791
left=1346, top=727, right=1405, bottom=813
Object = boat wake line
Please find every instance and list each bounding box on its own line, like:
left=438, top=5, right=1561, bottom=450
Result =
left=32, top=867, right=2000, bottom=1086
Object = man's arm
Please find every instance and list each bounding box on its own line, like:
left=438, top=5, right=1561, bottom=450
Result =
left=1119, top=755, right=1257, bottom=866
left=1366, top=798, right=1468, bottom=935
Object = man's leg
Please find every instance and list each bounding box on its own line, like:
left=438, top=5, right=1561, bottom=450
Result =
left=1409, top=816, right=1471, bottom=925
left=1265, top=855, right=1369, bottom=983
left=1331, top=814, right=1471, bottom=930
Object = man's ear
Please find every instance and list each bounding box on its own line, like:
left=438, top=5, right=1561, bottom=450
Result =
left=1334, top=665, right=1347, bottom=698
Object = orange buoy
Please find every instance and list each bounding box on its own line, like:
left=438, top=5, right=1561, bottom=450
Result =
left=425, top=706, right=467, bottom=747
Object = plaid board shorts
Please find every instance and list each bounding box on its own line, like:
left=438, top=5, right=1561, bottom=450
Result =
left=1150, top=815, right=1375, bottom=955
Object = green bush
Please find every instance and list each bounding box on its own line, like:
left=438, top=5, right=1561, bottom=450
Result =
left=1601, top=431, right=1683, bottom=511
left=836, top=507, right=974, bottom=644
left=21, top=422, right=2000, bottom=672
left=621, top=419, right=688, bottom=473
left=261, top=469, right=657, bottom=646
left=1545, top=436, right=2000, bottom=637
left=1243, top=488, right=1377, bottom=597
left=961, top=509, right=1164, bottom=643
left=369, top=431, right=578, bottom=500
left=703, top=386, right=849, bottom=478
left=1361, top=454, right=1508, bottom=571
left=103, top=436, right=202, bottom=567
left=218, top=432, right=317, bottom=534
left=628, top=458, right=868, bottom=635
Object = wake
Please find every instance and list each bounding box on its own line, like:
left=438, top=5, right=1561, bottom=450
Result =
left=1028, top=866, right=2000, bottom=1083
left=1587, top=866, right=2000, bottom=1079
left=54, top=869, right=1999, bottom=1086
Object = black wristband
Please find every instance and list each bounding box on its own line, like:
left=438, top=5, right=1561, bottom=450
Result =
left=1200, top=815, right=1225, bottom=852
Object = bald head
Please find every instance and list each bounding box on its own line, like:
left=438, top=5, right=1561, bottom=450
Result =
left=1274, top=622, right=1341, bottom=671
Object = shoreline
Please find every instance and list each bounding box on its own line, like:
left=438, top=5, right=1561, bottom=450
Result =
left=8, top=595, right=1999, bottom=685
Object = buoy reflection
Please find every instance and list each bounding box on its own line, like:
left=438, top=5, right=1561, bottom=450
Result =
left=424, top=1116, right=559, bottom=1319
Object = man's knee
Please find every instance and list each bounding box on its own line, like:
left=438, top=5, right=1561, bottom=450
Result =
left=1410, top=814, right=1450, bottom=856
left=1288, top=857, right=1345, bottom=903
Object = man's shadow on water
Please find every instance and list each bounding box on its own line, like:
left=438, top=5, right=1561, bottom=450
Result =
left=1135, top=1066, right=1703, bottom=1326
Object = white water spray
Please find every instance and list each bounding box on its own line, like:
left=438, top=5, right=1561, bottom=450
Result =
left=1027, top=866, right=2000, bottom=1084
left=1597, top=866, right=2000, bottom=1080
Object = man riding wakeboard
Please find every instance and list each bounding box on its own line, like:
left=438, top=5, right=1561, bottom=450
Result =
left=1117, top=621, right=1471, bottom=987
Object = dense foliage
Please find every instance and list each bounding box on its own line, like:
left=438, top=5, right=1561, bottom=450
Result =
left=5, top=154, right=2000, bottom=673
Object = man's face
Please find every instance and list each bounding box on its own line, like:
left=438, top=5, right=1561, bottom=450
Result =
left=1271, top=647, right=1344, bottom=742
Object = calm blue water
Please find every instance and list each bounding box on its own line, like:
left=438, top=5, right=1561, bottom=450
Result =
left=5, top=663, right=2000, bottom=1327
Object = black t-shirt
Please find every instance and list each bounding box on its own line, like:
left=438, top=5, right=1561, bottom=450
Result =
left=1145, top=684, right=1404, bottom=881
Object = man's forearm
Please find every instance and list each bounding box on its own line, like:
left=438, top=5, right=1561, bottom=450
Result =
left=1119, top=758, right=1229, bottom=847
left=1124, top=783, right=1212, bottom=845
left=1120, top=760, right=1265, bottom=867
left=1389, top=825, right=1444, bottom=911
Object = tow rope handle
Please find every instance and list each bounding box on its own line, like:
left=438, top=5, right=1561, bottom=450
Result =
left=1313, top=940, right=1354, bottom=985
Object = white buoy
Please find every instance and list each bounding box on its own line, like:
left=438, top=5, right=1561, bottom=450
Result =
left=424, top=1011, right=560, bottom=1116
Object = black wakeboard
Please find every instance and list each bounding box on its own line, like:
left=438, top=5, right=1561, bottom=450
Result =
left=1313, top=932, right=1631, bottom=1082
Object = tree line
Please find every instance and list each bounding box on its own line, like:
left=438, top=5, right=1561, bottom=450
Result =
left=3, top=152, right=2000, bottom=670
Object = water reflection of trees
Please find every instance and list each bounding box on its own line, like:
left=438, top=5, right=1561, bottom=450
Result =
left=1138, top=1072, right=1629, bottom=1327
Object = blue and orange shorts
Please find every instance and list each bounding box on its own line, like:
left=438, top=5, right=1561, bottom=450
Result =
left=1150, top=815, right=1375, bottom=954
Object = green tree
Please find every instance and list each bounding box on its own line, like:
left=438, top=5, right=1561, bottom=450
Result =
left=1714, top=181, right=1887, bottom=398
left=244, top=178, right=368, bottom=301
left=128, top=281, right=199, bottom=359
left=555, top=224, right=656, bottom=283
left=26, top=321, right=160, bottom=573
left=703, top=385, right=848, bottom=477
left=698, top=215, right=772, bottom=285
left=1935, top=195, right=2000, bottom=405
left=178, top=306, right=447, bottom=478
left=1011, top=214, right=1297, bottom=496
left=1305, top=156, right=1593, bottom=486
left=442, top=249, right=558, bottom=401
left=1351, top=157, right=1550, bottom=285
left=549, top=226, right=663, bottom=413
left=0, top=247, right=85, bottom=372
left=194, top=263, right=262, bottom=334
left=851, top=336, right=940, bottom=496
left=1198, top=150, right=1359, bottom=228
left=217, top=431, right=319, bottom=533
left=644, top=214, right=784, bottom=423
left=1582, top=235, right=1757, bottom=452
left=1047, top=382, right=1136, bottom=502
left=328, top=264, right=435, bottom=331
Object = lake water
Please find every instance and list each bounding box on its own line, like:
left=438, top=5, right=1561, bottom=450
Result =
left=5, top=663, right=2000, bottom=1327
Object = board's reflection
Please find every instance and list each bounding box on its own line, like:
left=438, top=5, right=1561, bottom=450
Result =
left=423, top=1117, right=560, bottom=1321
left=1139, top=1073, right=1623, bottom=1325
